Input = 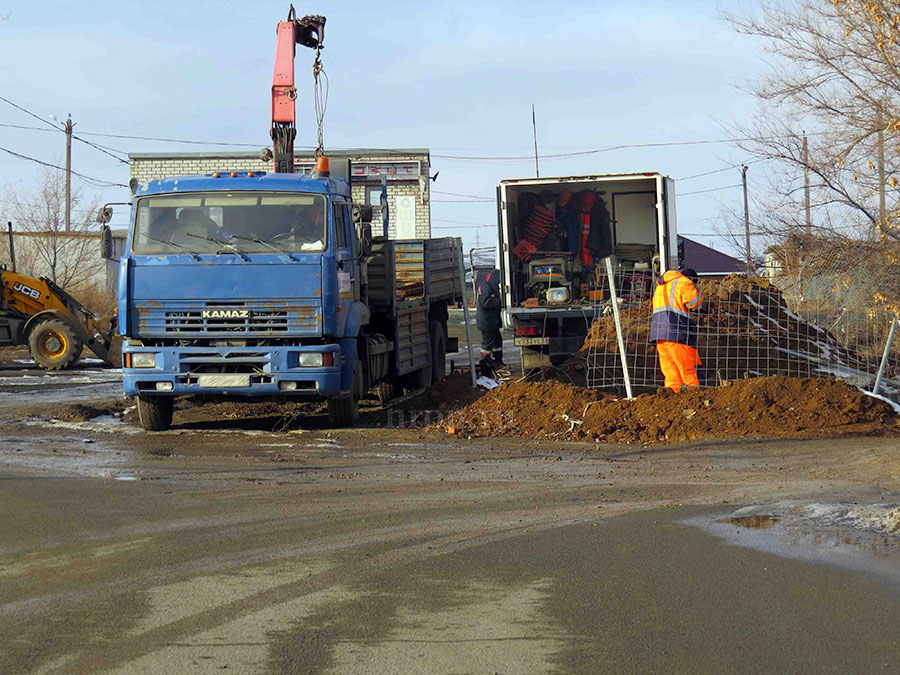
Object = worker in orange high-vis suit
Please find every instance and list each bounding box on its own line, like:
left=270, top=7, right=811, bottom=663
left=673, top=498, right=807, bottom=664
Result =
left=649, top=267, right=703, bottom=392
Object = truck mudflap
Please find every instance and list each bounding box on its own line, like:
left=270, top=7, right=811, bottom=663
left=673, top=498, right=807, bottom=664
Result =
left=121, top=343, right=343, bottom=398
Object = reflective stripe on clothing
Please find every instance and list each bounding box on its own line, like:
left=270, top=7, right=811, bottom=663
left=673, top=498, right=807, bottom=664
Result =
left=649, top=270, right=703, bottom=347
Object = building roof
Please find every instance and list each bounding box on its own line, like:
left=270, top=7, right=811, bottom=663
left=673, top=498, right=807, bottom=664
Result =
left=678, top=236, right=744, bottom=276
left=129, top=149, right=430, bottom=160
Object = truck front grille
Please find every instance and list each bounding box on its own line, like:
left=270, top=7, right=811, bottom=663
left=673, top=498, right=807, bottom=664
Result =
left=164, top=310, right=289, bottom=333
left=135, top=300, right=321, bottom=337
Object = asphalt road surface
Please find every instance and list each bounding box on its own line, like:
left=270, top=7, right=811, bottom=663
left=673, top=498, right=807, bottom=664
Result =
left=1, top=356, right=899, bottom=674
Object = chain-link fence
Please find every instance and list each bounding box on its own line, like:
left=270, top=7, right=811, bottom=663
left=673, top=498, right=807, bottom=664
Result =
left=585, top=238, right=900, bottom=402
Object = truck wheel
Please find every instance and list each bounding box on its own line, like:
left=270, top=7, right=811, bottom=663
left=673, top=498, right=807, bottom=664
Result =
left=136, top=396, right=174, bottom=431
left=408, top=355, right=432, bottom=391
left=28, top=318, right=83, bottom=370
left=429, top=320, right=447, bottom=386
left=328, top=360, right=361, bottom=427
left=375, top=380, right=401, bottom=405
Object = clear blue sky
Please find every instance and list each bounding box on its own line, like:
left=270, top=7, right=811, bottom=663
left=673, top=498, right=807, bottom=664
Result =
left=0, top=1, right=764, bottom=253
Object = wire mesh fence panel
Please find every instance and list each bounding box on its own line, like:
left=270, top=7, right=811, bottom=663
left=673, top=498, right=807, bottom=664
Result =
left=585, top=242, right=900, bottom=403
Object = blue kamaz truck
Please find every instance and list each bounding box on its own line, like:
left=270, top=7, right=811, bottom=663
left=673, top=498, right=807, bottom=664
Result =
left=100, top=165, right=462, bottom=430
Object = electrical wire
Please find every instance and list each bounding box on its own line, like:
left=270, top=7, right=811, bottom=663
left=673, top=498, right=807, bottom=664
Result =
left=432, top=189, right=493, bottom=201
left=0, top=95, right=59, bottom=130
left=76, top=130, right=262, bottom=147
left=679, top=184, right=743, bottom=197
left=0, top=144, right=127, bottom=188
left=72, top=135, right=129, bottom=164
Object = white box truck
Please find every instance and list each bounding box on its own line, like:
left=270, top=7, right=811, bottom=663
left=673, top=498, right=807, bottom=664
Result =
left=496, top=172, right=678, bottom=369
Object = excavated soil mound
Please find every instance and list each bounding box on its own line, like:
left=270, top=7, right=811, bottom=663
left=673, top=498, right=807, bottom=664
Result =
left=443, top=376, right=898, bottom=444
left=577, top=274, right=892, bottom=389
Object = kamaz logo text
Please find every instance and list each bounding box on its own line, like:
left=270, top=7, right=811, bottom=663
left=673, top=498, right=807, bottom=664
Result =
left=13, top=282, right=41, bottom=301
left=201, top=309, right=251, bottom=319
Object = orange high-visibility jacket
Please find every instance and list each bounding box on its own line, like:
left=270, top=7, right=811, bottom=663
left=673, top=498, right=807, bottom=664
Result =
left=649, top=270, right=703, bottom=347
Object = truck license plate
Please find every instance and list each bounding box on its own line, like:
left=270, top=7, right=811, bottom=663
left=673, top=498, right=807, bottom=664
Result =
left=515, top=337, right=550, bottom=346
left=197, top=374, right=251, bottom=388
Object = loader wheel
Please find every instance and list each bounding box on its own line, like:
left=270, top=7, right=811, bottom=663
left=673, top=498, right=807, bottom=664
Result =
left=136, top=396, right=174, bottom=431
left=28, top=318, right=83, bottom=370
left=328, top=360, right=361, bottom=427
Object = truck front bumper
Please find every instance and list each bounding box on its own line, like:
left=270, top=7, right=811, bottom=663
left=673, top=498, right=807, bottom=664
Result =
left=122, top=344, right=343, bottom=398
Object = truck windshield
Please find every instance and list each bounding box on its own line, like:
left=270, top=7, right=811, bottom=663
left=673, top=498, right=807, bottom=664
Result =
left=131, top=192, right=327, bottom=255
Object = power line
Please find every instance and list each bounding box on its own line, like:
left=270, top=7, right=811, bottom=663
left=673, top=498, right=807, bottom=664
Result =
left=0, top=144, right=127, bottom=188
left=680, top=184, right=743, bottom=197
left=0, top=122, right=57, bottom=133
left=0, top=95, right=59, bottom=131
left=72, top=135, right=129, bottom=164
left=677, top=157, right=769, bottom=181
left=433, top=217, right=495, bottom=226
left=428, top=134, right=828, bottom=162
left=76, top=130, right=262, bottom=147
left=432, top=189, right=492, bottom=201
left=433, top=224, right=493, bottom=229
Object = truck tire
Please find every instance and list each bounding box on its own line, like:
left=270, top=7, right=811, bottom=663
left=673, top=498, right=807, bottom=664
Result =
left=28, top=318, right=83, bottom=370
left=137, top=396, right=174, bottom=431
left=408, top=354, right=432, bottom=391
left=429, top=320, right=447, bottom=386
left=328, top=360, right=361, bottom=427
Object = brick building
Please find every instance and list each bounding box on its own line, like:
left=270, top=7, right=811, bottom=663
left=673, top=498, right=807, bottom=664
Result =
left=128, top=149, right=432, bottom=239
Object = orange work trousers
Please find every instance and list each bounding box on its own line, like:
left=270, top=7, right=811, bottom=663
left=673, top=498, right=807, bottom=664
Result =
left=656, top=341, right=701, bottom=392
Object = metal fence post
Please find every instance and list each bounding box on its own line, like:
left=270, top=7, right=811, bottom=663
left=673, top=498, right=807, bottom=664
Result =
left=605, top=256, right=633, bottom=399
left=457, top=243, right=477, bottom=387
left=873, top=318, right=898, bottom=395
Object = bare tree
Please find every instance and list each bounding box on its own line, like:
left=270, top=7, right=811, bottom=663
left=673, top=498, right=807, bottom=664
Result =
left=4, top=167, right=102, bottom=290
left=722, top=0, right=900, bottom=242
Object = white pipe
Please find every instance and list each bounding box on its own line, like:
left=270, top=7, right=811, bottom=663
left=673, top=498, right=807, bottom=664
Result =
left=605, top=256, right=633, bottom=399
left=873, top=318, right=898, bottom=395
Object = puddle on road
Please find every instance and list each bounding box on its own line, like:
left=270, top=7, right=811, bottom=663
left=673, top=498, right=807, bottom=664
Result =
left=719, top=515, right=780, bottom=529
left=0, top=432, right=139, bottom=479
left=89, top=414, right=124, bottom=426
left=689, top=500, right=900, bottom=586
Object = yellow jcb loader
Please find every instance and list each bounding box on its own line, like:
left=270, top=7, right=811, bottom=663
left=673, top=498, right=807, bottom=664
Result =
left=0, top=266, right=120, bottom=369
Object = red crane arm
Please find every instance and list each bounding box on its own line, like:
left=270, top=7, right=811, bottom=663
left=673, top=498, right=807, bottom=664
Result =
left=271, top=8, right=325, bottom=173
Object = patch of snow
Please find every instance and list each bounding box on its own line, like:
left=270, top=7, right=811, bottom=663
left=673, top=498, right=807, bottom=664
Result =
left=743, top=294, right=763, bottom=310
left=815, top=365, right=874, bottom=388
left=21, top=418, right=143, bottom=435
left=860, top=388, right=900, bottom=414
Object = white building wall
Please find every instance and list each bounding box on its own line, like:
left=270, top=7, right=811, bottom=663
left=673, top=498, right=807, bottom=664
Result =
left=129, top=150, right=432, bottom=238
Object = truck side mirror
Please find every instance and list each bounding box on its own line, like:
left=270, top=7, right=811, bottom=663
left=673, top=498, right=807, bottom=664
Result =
left=97, top=206, right=113, bottom=224
left=100, top=224, right=113, bottom=260
left=352, top=204, right=373, bottom=224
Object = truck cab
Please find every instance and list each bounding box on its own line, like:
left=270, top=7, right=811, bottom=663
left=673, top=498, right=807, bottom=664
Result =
left=111, top=168, right=460, bottom=431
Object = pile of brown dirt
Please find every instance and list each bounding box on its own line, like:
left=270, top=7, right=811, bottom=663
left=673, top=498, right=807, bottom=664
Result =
left=577, top=275, right=888, bottom=389
left=442, top=376, right=898, bottom=444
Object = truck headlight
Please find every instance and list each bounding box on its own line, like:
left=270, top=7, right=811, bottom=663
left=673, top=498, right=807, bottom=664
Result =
left=131, top=352, right=157, bottom=368
left=297, top=352, right=334, bottom=367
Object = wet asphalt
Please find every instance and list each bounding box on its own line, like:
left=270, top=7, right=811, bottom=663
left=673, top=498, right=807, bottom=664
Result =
left=0, top=355, right=899, bottom=673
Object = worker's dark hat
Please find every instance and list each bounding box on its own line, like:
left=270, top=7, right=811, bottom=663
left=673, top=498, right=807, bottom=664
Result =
left=679, top=267, right=699, bottom=282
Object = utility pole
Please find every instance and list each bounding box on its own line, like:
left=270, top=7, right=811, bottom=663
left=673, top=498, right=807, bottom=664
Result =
left=532, top=104, right=540, bottom=178
left=803, top=133, right=811, bottom=234
left=742, top=165, right=752, bottom=271
left=64, top=114, right=74, bottom=232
